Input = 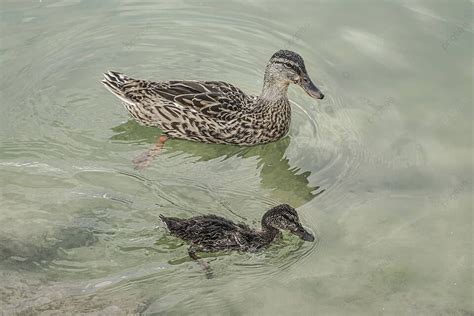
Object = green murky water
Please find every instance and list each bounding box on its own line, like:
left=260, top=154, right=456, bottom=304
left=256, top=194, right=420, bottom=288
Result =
left=0, top=0, right=472, bottom=314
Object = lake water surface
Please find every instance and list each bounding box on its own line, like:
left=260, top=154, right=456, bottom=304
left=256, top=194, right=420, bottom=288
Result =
left=0, top=0, right=472, bottom=314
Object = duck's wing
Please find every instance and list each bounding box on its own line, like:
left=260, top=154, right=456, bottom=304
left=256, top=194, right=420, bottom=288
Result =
left=162, top=214, right=246, bottom=249
left=103, top=72, right=254, bottom=121
left=155, top=80, right=252, bottom=116
left=147, top=80, right=254, bottom=121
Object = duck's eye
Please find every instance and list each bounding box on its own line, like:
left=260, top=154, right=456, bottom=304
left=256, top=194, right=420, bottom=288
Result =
left=282, top=62, right=293, bottom=69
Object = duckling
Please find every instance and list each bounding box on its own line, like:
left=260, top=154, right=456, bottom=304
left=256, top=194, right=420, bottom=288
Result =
left=160, top=204, right=314, bottom=276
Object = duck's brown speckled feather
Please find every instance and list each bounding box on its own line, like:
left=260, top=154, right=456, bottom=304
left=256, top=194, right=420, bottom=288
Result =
left=102, top=72, right=290, bottom=145
left=102, top=50, right=324, bottom=146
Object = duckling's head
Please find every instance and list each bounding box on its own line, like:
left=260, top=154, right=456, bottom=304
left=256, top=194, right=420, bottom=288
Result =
left=263, top=50, right=324, bottom=100
left=262, top=204, right=315, bottom=242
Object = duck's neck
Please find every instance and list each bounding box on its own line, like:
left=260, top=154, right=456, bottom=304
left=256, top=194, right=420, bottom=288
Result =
left=260, top=77, right=290, bottom=103
left=260, top=222, right=280, bottom=242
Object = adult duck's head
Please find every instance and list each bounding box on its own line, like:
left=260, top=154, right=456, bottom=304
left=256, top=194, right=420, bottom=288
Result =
left=262, top=50, right=324, bottom=100
left=262, top=204, right=315, bottom=242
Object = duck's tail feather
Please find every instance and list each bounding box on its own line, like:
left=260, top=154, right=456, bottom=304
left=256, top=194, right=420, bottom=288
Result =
left=101, top=71, right=135, bottom=105
left=159, top=214, right=172, bottom=228
left=159, top=214, right=183, bottom=232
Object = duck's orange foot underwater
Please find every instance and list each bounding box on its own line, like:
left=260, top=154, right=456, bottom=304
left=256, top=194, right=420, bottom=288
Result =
left=132, top=135, right=168, bottom=170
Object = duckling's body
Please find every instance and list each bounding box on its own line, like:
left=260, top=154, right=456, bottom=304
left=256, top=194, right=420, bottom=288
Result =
left=160, top=214, right=280, bottom=254
left=102, top=50, right=324, bottom=146
left=160, top=204, right=314, bottom=260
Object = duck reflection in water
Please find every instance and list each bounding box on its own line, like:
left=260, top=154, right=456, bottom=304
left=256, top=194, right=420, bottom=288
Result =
left=111, top=121, right=325, bottom=208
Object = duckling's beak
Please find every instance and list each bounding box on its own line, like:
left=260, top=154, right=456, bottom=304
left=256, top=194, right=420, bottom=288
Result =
left=294, top=227, right=315, bottom=242
left=301, top=75, right=324, bottom=100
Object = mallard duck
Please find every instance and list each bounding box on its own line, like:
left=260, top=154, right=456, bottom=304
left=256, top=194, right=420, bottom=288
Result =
left=160, top=204, right=314, bottom=268
left=102, top=50, right=324, bottom=168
